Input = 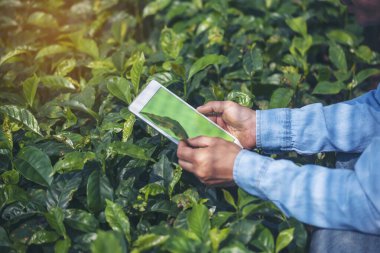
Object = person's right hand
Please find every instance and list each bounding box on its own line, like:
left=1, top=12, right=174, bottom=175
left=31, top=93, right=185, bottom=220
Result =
left=197, top=101, right=256, bottom=149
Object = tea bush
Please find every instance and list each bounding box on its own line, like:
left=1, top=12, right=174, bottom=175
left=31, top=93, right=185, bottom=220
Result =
left=0, top=0, right=379, bottom=252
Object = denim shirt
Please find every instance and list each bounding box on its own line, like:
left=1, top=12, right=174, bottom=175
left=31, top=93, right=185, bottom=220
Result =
left=233, top=85, right=380, bottom=234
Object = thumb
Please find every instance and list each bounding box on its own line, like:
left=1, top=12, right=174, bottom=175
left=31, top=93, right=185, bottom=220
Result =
left=186, top=136, right=216, bottom=148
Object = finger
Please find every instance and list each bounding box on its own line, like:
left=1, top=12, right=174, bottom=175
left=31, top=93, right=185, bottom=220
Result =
left=197, top=101, right=228, bottom=115
left=177, top=141, right=196, bottom=161
left=178, top=159, right=194, bottom=172
left=187, top=136, right=216, bottom=148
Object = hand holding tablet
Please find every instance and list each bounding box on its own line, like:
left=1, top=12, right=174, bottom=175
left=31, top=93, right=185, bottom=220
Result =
left=128, top=80, right=242, bottom=147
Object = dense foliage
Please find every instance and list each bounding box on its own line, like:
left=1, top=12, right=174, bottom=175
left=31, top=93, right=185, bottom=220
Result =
left=0, top=0, right=379, bottom=252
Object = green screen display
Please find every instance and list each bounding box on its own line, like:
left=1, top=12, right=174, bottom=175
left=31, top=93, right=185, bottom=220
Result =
left=141, top=88, right=234, bottom=142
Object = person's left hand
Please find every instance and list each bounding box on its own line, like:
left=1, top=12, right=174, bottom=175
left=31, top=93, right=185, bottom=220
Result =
left=177, top=136, right=242, bottom=186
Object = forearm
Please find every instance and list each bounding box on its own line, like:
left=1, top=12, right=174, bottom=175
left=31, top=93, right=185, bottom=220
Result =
left=233, top=139, right=380, bottom=234
left=257, top=85, right=380, bottom=154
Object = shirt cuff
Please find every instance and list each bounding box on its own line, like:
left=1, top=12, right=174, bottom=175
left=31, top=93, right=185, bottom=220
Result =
left=256, top=108, right=293, bottom=152
left=233, top=149, right=273, bottom=199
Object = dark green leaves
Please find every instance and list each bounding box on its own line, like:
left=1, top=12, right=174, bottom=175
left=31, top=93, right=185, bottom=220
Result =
left=105, top=200, right=131, bottom=242
left=87, top=169, right=114, bottom=213
left=40, top=76, right=76, bottom=90
left=160, top=27, right=184, bottom=60
left=286, top=17, right=307, bottom=37
left=187, top=204, right=210, bottom=241
left=107, top=77, right=132, bottom=104
left=91, top=230, right=126, bottom=253
left=0, top=105, right=42, bottom=136
left=27, top=11, right=58, bottom=28
left=275, top=228, right=294, bottom=253
left=269, top=88, right=294, bottom=108
left=46, top=174, right=82, bottom=209
left=313, top=81, right=345, bottom=95
left=131, top=52, right=145, bottom=95
left=143, top=0, right=171, bottom=17
left=22, top=76, right=39, bottom=107
left=54, top=151, right=96, bottom=174
left=243, top=48, right=263, bottom=76
left=14, top=146, right=53, bottom=187
left=329, top=43, right=347, bottom=71
left=188, top=55, right=228, bottom=81
left=65, top=209, right=99, bottom=233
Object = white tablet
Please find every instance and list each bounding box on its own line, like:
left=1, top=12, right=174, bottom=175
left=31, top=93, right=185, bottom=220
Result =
left=128, top=80, right=242, bottom=147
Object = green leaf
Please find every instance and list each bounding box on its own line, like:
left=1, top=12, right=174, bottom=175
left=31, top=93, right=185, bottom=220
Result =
left=40, top=75, right=76, bottom=90
left=252, top=227, right=274, bottom=253
left=91, top=230, right=125, bottom=253
left=46, top=174, right=82, bottom=209
left=0, top=105, right=42, bottom=136
left=54, top=151, right=95, bottom=174
left=55, top=239, right=71, bottom=253
left=105, top=199, right=131, bottom=243
left=65, top=209, right=99, bottom=233
left=35, top=44, right=68, bottom=59
left=355, top=45, right=375, bottom=63
left=0, top=170, right=19, bottom=184
left=132, top=233, right=169, bottom=253
left=109, top=142, right=153, bottom=161
left=275, top=228, right=295, bottom=253
left=226, top=91, right=253, bottom=107
left=188, top=54, right=228, bottom=81
left=55, top=58, right=77, bottom=76
left=27, top=11, right=58, bottom=28
left=327, top=30, right=356, bottom=47
left=160, top=27, right=184, bottom=60
left=269, top=88, right=294, bottom=108
left=0, top=127, right=12, bottom=151
left=222, top=189, right=237, bottom=210
left=286, top=17, right=307, bottom=36
left=62, top=100, right=99, bottom=121
left=0, top=226, right=12, bottom=248
left=243, top=47, right=263, bottom=76
left=237, top=188, right=257, bottom=210
left=75, top=38, right=99, bottom=59
left=290, top=35, right=313, bottom=57
left=143, top=0, right=171, bottom=17
left=230, top=220, right=259, bottom=244
left=0, top=46, right=32, bottom=66
left=122, top=114, right=135, bottom=142
left=44, top=207, right=67, bottom=237
left=87, top=169, right=114, bottom=213
left=28, top=230, right=60, bottom=245
left=313, top=81, right=344, bottom=95
left=329, top=43, right=347, bottom=71
left=14, top=146, right=53, bottom=187
left=355, top=68, right=380, bottom=85
left=22, top=75, right=39, bottom=107
left=187, top=204, right=210, bottom=241
left=210, top=228, right=230, bottom=252
left=169, top=165, right=182, bottom=198
left=131, top=52, right=145, bottom=95
left=107, top=76, right=132, bottom=104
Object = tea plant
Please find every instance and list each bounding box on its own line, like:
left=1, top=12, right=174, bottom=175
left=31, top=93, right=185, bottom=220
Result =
left=0, top=0, right=379, bottom=252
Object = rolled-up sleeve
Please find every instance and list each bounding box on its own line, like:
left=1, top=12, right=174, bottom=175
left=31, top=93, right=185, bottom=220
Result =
left=257, top=85, right=380, bottom=154
left=233, top=137, right=380, bottom=234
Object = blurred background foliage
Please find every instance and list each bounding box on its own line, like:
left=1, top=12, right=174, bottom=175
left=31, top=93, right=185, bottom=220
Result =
left=0, top=0, right=379, bottom=252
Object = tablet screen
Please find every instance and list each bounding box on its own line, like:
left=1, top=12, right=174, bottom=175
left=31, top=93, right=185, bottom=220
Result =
left=140, top=87, right=234, bottom=142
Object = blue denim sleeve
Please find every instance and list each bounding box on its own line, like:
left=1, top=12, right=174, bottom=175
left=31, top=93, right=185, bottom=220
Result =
left=257, top=85, right=380, bottom=154
left=233, top=137, right=380, bottom=234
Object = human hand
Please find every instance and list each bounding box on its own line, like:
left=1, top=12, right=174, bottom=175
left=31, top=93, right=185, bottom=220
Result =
left=197, top=101, right=256, bottom=149
left=177, top=136, right=242, bottom=186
